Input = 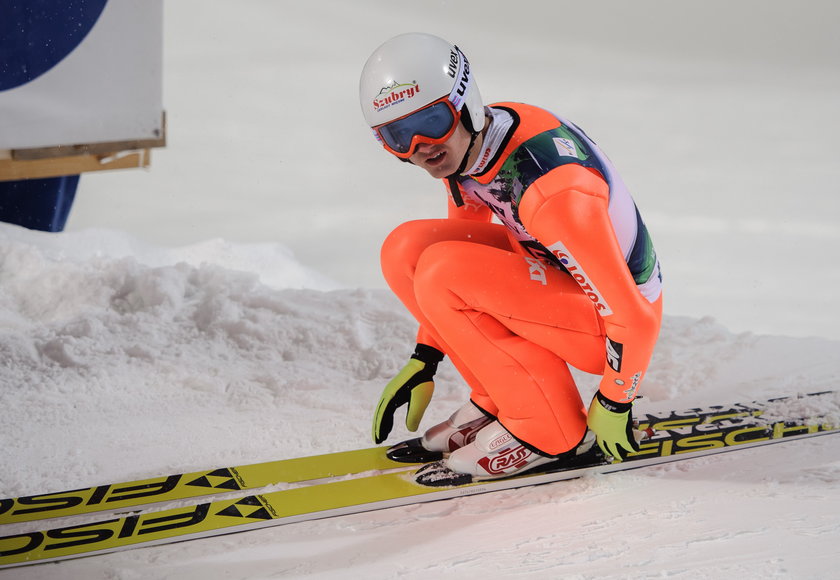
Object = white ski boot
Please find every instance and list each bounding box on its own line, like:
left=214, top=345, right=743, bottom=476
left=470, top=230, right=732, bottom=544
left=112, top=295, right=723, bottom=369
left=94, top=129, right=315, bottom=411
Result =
left=444, top=420, right=556, bottom=481
left=415, top=422, right=600, bottom=486
left=387, top=402, right=493, bottom=463
left=421, top=402, right=494, bottom=452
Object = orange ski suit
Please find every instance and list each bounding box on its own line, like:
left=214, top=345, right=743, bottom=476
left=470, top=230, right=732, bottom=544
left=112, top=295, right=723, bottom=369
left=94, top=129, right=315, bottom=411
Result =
left=381, top=103, right=663, bottom=456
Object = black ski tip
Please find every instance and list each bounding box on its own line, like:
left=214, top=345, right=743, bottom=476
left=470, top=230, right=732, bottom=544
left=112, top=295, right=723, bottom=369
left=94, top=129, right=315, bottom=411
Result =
left=387, top=438, right=444, bottom=463
left=414, top=461, right=473, bottom=487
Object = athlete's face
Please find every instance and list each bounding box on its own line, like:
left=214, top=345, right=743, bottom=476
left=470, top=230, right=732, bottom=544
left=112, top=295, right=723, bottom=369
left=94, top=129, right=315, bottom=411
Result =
left=409, top=121, right=474, bottom=179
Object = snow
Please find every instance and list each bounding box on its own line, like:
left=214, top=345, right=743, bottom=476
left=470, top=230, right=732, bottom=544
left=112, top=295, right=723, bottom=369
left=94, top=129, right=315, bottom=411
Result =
left=3, top=0, right=840, bottom=578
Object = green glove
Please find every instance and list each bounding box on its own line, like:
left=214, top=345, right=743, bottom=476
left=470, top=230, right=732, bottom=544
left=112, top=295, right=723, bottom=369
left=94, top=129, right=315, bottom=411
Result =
left=372, top=344, right=444, bottom=444
left=586, top=391, right=639, bottom=461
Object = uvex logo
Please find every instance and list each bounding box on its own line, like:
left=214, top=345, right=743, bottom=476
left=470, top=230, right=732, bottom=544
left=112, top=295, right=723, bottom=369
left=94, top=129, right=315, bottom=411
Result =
left=445, top=47, right=471, bottom=108
left=454, top=55, right=470, bottom=98
left=547, top=242, right=613, bottom=315
left=446, top=49, right=459, bottom=78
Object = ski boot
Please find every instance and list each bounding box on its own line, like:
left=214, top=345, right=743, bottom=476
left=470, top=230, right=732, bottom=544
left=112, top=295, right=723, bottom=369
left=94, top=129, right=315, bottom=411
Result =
left=387, top=401, right=493, bottom=463
left=415, top=422, right=598, bottom=486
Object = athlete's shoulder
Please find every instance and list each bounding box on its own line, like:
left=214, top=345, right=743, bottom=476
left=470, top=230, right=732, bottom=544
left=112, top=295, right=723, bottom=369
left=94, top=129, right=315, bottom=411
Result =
left=487, top=102, right=561, bottom=141
left=467, top=103, right=560, bottom=184
left=489, top=101, right=557, bottom=122
left=480, top=105, right=604, bottom=191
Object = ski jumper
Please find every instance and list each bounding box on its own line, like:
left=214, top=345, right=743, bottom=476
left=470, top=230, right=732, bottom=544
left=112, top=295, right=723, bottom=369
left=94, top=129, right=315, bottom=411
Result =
left=380, top=103, right=663, bottom=456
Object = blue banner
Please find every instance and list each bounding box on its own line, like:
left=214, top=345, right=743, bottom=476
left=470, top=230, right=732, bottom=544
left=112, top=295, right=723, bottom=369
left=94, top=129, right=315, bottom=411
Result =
left=0, top=0, right=109, bottom=91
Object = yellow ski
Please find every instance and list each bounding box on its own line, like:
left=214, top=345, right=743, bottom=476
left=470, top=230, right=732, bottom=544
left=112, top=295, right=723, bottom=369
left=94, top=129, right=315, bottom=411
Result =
left=1, top=391, right=836, bottom=569
left=0, top=446, right=409, bottom=525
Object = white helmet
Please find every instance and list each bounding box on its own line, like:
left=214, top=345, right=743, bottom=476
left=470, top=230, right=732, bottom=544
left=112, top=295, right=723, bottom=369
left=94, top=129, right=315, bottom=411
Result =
left=359, top=33, right=485, bottom=150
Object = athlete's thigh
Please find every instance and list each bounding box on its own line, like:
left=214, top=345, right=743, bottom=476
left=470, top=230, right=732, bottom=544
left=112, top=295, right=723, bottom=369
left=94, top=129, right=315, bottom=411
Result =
left=381, top=218, right=513, bottom=270
left=417, top=241, right=606, bottom=372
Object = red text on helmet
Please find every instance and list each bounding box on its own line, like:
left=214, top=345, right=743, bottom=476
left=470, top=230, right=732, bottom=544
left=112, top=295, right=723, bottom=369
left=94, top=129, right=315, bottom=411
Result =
left=372, top=81, right=421, bottom=113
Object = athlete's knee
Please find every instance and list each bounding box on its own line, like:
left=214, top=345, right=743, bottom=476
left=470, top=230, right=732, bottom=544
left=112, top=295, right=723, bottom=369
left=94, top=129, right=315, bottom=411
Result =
left=380, top=220, right=435, bottom=285
left=413, top=242, right=465, bottom=310
left=414, top=240, right=451, bottom=278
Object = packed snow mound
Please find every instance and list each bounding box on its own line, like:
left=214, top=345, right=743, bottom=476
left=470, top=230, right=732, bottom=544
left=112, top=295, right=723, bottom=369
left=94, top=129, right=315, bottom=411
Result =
left=0, top=226, right=407, bottom=494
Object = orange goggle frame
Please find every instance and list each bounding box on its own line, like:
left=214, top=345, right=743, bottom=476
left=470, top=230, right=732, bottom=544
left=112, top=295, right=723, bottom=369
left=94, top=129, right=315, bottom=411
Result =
left=372, top=96, right=461, bottom=159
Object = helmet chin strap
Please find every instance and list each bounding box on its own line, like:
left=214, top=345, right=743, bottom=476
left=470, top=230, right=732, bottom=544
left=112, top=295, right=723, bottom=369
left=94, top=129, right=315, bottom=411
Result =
left=448, top=128, right=479, bottom=179
left=445, top=116, right=481, bottom=207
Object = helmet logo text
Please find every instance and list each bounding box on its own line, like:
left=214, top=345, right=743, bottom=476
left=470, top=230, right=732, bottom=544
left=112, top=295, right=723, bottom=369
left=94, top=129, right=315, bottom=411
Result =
left=455, top=58, right=470, bottom=98
left=372, top=81, right=420, bottom=113
left=445, top=47, right=471, bottom=110
left=447, top=49, right=458, bottom=78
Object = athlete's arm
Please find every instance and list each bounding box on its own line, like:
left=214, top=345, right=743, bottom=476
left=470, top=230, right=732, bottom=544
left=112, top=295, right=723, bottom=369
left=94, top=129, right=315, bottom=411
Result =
left=518, top=164, right=661, bottom=403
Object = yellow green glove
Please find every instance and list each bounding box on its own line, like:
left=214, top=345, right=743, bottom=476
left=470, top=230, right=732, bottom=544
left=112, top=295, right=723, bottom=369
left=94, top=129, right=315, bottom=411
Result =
left=586, top=391, right=639, bottom=461
left=372, top=344, right=443, bottom=444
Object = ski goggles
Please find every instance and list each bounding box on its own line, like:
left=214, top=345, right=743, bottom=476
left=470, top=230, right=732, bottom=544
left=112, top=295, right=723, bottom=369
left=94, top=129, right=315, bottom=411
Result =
left=373, top=96, right=461, bottom=159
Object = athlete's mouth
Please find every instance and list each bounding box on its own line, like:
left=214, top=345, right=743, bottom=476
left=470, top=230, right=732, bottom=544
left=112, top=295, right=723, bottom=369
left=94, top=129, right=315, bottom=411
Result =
left=425, top=151, right=446, bottom=166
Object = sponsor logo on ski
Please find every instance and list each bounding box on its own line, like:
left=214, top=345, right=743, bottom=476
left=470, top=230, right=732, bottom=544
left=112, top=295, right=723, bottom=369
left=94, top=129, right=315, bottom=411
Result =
left=547, top=242, right=613, bottom=315
left=0, top=496, right=277, bottom=563
left=0, top=475, right=185, bottom=522
left=0, top=468, right=250, bottom=526
left=633, top=419, right=835, bottom=457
